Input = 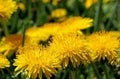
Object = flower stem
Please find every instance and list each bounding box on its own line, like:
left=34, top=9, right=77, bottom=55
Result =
left=22, top=0, right=32, bottom=47
left=21, top=71, right=28, bottom=79
left=74, top=0, right=80, bottom=16
left=28, top=0, right=32, bottom=21
left=22, top=24, right=26, bottom=47
left=10, top=12, right=18, bottom=32
left=91, top=62, right=101, bottom=79
left=106, top=0, right=119, bottom=30
left=103, top=63, right=109, bottom=79
left=6, top=68, right=13, bottom=76
left=2, top=22, right=9, bottom=36
left=70, top=70, right=76, bottom=79
left=94, top=0, right=103, bottom=31
left=62, top=70, right=68, bottom=79
left=0, top=69, right=4, bottom=75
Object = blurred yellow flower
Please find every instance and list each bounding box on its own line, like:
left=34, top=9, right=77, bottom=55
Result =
left=26, top=16, right=93, bottom=44
left=57, top=16, right=93, bottom=34
left=18, top=2, right=26, bottom=11
left=42, top=0, right=50, bottom=3
left=0, top=54, right=10, bottom=69
left=0, top=34, right=22, bottom=57
left=0, top=33, right=45, bottom=56
left=85, top=0, right=110, bottom=8
left=0, top=0, right=17, bottom=21
left=85, top=0, right=97, bottom=8
left=87, top=31, right=120, bottom=65
left=108, top=31, right=120, bottom=38
left=14, top=45, right=61, bottom=79
left=25, top=27, right=45, bottom=44
left=51, top=8, right=67, bottom=18
left=52, top=0, right=60, bottom=6
left=26, top=23, right=61, bottom=43
left=61, top=16, right=93, bottom=29
left=42, top=23, right=61, bottom=35
left=49, top=33, right=89, bottom=68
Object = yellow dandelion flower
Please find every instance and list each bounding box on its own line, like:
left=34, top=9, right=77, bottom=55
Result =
left=0, top=34, right=42, bottom=55
left=57, top=16, right=93, bottom=34
left=49, top=33, right=89, bottom=68
left=0, top=0, right=17, bottom=21
left=18, top=2, right=26, bottom=11
left=42, top=23, right=61, bottom=35
left=29, top=26, right=52, bottom=41
left=42, top=0, right=50, bottom=3
left=51, top=8, right=67, bottom=18
left=25, top=27, right=46, bottom=44
left=85, top=0, right=110, bottom=9
left=84, top=0, right=97, bottom=9
left=61, top=16, right=93, bottom=30
left=14, top=45, right=61, bottom=79
left=0, top=34, right=22, bottom=57
left=0, top=54, right=10, bottom=69
left=52, top=0, right=60, bottom=6
left=26, top=23, right=61, bottom=43
left=87, top=31, right=120, bottom=65
left=107, top=31, right=120, bottom=38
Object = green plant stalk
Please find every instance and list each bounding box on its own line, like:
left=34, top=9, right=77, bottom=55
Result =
left=55, top=70, right=62, bottom=79
left=91, top=62, right=101, bottom=79
left=86, top=54, right=101, bottom=79
left=25, top=0, right=32, bottom=27
left=22, top=0, right=32, bottom=47
left=22, top=24, right=25, bottom=47
left=36, top=1, right=46, bottom=25
left=74, top=0, right=80, bottom=16
left=70, top=70, right=76, bottom=79
left=6, top=68, right=13, bottom=76
left=10, top=12, right=18, bottom=32
left=2, top=22, right=9, bottom=36
left=103, top=63, right=109, bottom=79
left=28, top=0, right=32, bottom=21
left=0, top=69, right=4, bottom=75
left=94, top=0, right=103, bottom=31
left=85, top=28, right=90, bottom=35
left=10, top=0, right=19, bottom=32
left=21, top=71, right=28, bottom=79
left=106, top=0, right=119, bottom=30
left=62, top=70, right=68, bottom=79
left=36, top=2, right=42, bottom=25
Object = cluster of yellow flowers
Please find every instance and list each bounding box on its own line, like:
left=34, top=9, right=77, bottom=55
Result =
left=0, top=0, right=119, bottom=79
left=0, top=15, right=120, bottom=79
left=13, top=30, right=120, bottom=79
left=85, top=0, right=110, bottom=8
left=26, top=16, right=93, bottom=43
left=42, top=0, right=60, bottom=5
